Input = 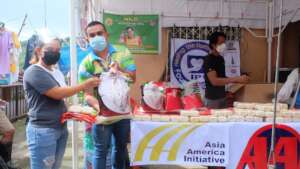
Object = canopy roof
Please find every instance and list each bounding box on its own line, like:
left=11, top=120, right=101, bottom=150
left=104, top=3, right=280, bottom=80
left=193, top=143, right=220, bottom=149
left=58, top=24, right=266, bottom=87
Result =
left=83, top=0, right=300, bottom=28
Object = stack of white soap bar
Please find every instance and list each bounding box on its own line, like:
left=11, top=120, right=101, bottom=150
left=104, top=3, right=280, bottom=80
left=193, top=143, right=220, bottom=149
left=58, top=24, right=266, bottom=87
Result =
left=233, top=102, right=288, bottom=112
left=211, top=109, right=233, bottom=116
left=280, top=110, right=300, bottom=122
left=133, top=114, right=152, bottom=121
left=233, top=102, right=256, bottom=109
left=132, top=102, right=295, bottom=123
left=293, top=114, right=300, bottom=122
left=151, top=114, right=170, bottom=122
left=190, top=116, right=218, bottom=123
left=253, top=110, right=266, bottom=117
left=233, top=108, right=252, bottom=116
left=254, top=103, right=288, bottom=112
left=244, top=116, right=264, bottom=122
left=227, top=115, right=245, bottom=122
left=217, top=116, right=228, bottom=122
left=180, top=110, right=199, bottom=117
left=169, top=115, right=189, bottom=122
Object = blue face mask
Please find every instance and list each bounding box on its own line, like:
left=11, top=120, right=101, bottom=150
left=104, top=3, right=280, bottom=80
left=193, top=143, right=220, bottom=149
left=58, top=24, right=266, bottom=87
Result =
left=89, top=36, right=107, bottom=52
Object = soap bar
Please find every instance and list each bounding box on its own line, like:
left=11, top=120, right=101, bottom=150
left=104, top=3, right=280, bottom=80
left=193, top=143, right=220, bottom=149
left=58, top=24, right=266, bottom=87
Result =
left=217, top=116, right=228, bottom=122
left=180, top=110, right=199, bottom=117
left=233, top=108, right=251, bottom=116
left=227, top=115, right=244, bottom=122
left=233, top=102, right=255, bottom=109
left=244, top=116, right=263, bottom=122
left=169, top=115, right=189, bottom=122
left=151, top=114, right=170, bottom=122
left=190, top=116, right=218, bottom=123
left=211, top=109, right=233, bottom=116
left=133, top=114, right=152, bottom=121
left=292, top=116, right=300, bottom=122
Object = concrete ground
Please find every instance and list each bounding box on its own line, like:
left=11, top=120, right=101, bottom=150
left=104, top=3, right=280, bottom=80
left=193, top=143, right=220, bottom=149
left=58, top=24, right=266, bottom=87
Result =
left=11, top=118, right=207, bottom=169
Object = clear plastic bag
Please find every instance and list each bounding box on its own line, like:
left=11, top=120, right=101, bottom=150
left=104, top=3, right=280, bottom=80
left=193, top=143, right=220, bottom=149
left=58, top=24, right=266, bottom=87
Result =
left=98, top=72, right=131, bottom=114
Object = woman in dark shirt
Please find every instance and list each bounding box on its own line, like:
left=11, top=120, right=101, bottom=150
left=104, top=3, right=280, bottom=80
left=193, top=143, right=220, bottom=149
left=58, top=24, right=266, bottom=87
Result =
left=23, top=38, right=100, bottom=169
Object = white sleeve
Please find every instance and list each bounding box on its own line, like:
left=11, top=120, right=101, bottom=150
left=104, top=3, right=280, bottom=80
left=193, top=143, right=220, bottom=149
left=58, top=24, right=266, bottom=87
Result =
left=53, top=69, right=67, bottom=87
left=278, top=69, right=299, bottom=103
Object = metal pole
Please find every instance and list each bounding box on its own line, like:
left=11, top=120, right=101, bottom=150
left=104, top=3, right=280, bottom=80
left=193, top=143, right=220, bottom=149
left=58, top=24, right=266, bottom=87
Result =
left=267, top=0, right=273, bottom=83
left=70, top=0, right=79, bottom=168
left=18, top=14, right=28, bottom=36
left=268, top=0, right=283, bottom=168
left=265, top=1, right=269, bottom=38
left=44, top=0, right=47, bottom=28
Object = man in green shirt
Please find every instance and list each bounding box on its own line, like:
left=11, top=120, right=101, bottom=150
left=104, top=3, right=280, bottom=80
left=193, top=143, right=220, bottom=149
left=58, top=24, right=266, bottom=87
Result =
left=78, top=21, right=136, bottom=169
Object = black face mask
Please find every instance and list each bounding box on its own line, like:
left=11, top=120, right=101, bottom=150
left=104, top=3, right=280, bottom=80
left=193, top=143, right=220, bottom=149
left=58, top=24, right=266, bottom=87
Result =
left=42, top=51, right=60, bottom=66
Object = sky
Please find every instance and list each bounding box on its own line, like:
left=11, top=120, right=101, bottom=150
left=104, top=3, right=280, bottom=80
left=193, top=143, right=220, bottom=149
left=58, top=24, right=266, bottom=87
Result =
left=0, top=0, right=70, bottom=40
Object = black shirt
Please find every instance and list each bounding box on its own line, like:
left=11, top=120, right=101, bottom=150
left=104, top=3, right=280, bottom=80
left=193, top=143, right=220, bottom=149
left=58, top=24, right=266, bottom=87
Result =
left=204, top=54, right=226, bottom=100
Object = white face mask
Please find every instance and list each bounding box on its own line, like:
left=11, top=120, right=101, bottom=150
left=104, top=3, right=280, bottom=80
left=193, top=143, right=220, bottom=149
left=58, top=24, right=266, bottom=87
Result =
left=216, top=43, right=226, bottom=53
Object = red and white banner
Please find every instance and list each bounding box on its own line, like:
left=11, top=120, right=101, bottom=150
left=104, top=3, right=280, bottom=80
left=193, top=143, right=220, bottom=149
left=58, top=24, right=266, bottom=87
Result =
left=131, top=121, right=300, bottom=168
left=229, top=123, right=300, bottom=169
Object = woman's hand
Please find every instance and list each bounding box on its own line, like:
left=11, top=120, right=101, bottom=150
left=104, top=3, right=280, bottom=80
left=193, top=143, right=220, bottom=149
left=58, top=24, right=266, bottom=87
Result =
left=83, top=77, right=101, bottom=89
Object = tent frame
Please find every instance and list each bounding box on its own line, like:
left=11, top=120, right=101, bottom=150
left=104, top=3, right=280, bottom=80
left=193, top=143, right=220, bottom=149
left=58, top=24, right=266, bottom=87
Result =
left=69, top=0, right=300, bottom=169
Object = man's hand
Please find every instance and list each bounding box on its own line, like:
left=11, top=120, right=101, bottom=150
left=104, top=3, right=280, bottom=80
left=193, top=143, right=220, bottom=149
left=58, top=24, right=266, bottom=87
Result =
left=84, top=87, right=100, bottom=113
left=236, top=75, right=250, bottom=84
left=109, top=62, right=136, bottom=82
left=109, top=62, right=120, bottom=74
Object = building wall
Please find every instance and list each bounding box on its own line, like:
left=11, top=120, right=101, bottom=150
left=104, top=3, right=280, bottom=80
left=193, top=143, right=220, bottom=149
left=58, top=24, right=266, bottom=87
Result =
left=281, top=21, right=300, bottom=68
left=130, top=28, right=170, bottom=101
left=239, top=29, right=268, bottom=83
left=129, top=26, right=299, bottom=101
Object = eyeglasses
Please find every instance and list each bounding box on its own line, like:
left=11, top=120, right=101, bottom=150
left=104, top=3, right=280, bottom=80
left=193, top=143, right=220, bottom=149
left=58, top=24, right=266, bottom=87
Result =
left=88, top=31, right=104, bottom=38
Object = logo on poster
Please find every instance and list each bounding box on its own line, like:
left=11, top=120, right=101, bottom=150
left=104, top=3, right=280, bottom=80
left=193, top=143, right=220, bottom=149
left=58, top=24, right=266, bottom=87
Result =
left=134, top=124, right=201, bottom=162
left=237, top=124, right=300, bottom=169
left=172, top=41, right=210, bottom=85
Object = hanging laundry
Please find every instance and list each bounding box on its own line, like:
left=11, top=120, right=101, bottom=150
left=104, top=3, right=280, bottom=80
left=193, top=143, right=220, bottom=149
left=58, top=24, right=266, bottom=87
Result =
left=12, top=32, right=21, bottom=49
left=0, top=30, right=13, bottom=75
left=23, top=34, right=39, bottom=70
left=10, top=32, right=22, bottom=83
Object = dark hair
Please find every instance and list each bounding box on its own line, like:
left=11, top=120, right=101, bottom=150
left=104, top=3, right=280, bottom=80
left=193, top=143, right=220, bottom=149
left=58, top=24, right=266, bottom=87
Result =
left=85, top=21, right=107, bottom=35
left=126, top=27, right=134, bottom=31
left=209, top=32, right=226, bottom=50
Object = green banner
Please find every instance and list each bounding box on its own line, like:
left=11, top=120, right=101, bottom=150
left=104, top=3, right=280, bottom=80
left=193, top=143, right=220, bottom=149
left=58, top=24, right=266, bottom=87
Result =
left=103, top=12, right=159, bottom=54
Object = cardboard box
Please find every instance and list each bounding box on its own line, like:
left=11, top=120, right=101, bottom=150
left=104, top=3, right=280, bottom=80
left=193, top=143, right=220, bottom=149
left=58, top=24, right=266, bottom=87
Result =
left=230, top=83, right=282, bottom=103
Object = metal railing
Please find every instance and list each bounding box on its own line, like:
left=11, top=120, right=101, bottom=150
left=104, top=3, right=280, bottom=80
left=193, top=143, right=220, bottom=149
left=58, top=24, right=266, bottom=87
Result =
left=0, top=84, right=27, bottom=121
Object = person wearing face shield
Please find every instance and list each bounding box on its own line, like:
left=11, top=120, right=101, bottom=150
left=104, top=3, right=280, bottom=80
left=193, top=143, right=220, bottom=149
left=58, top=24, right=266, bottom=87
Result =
left=23, top=38, right=100, bottom=169
left=204, top=32, right=250, bottom=110
left=78, top=21, right=136, bottom=169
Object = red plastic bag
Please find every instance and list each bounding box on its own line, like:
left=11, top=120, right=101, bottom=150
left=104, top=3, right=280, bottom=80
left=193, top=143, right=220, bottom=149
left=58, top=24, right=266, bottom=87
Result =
left=182, top=94, right=203, bottom=110
left=165, top=88, right=183, bottom=111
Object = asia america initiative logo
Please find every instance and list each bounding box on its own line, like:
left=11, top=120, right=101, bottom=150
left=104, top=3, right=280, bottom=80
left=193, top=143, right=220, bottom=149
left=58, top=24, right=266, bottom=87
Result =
left=134, top=124, right=201, bottom=162
left=237, top=124, right=300, bottom=169
left=172, top=41, right=210, bottom=84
